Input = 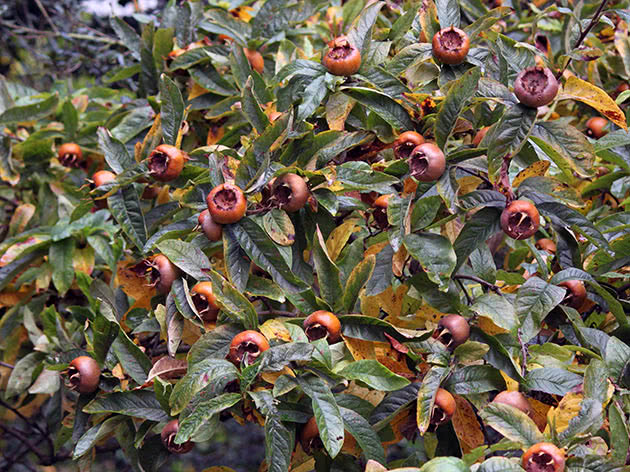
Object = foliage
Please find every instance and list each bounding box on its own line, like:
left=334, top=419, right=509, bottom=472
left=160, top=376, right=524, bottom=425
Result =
left=1, top=0, right=630, bottom=471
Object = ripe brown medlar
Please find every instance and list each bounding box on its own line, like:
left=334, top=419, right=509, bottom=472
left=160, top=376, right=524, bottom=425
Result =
left=372, top=194, right=391, bottom=229
left=614, top=82, right=629, bottom=98
left=244, top=48, right=264, bottom=74
left=521, top=442, right=565, bottom=472
left=227, top=330, right=270, bottom=366
left=300, top=417, right=324, bottom=454
left=514, top=67, right=559, bottom=108
left=272, top=173, right=309, bottom=212
left=303, top=310, right=342, bottom=344
left=492, top=391, right=531, bottom=416
left=408, top=143, right=446, bottom=182
left=198, top=209, right=223, bottom=242
left=559, top=280, right=587, bottom=309
left=58, top=142, right=85, bottom=168
left=190, top=281, right=220, bottom=322
left=433, top=314, right=470, bottom=349
left=535, top=238, right=556, bottom=254
left=206, top=183, right=247, bottom=224
left=161, top=419, right=194, bottom=454
left=148, top=254, right=180, bottom=294
left=148, top=144, right=187, bottom=182
left=500, top=200, right=540, bottom=240
left=322, top=36, right=361, bottom=76
left=66, top=356, right=101, bottom=394
left=432, top=27, right=470, bottom=65
left=585, top=117, right=608, bottom=139
left=393, top=131, right=425, bottom=159
left=431, top=388, right=456, bottom=428
left=472, top=126, right=490, bottom=147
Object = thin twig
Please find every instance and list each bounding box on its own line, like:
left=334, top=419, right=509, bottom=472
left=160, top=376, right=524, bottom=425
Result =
left=453, top=274, right=502, bottom=293
left=0, top=21, right=121, bottom=45
left=517, top=330, right=528, bottom=378
left=455, top=278, right=473, bottom=305
left=0, top=424, right=47, bottom=463
left=33, top=0, right=59, bottom=33
left=0, top=361, right=14, bottom=369
left=557, top=0, right=610, bottom=79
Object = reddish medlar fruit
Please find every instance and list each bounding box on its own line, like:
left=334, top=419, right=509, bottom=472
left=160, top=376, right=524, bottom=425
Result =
left=91, top=170, right=116, bottom=187
left=58, top=142, right=85, bottom=168
left=431, top=388, right=456, bottom=427
left=148, top=144, right=187, bottom=182
left=272, top=173, right=309, bottom=212
left=161, top=419, right=194, bottom=454
left=535, top=238, right=556, bottom=254
left=322, top=36, right=361, bottom=76
left=244, top=48, right=264, bottom=74
left=472, top=126, right=490, bottom=147
left=303, top=310, right=342, bottom=343
left=408, top=143, right=446, bottom=182
left=522, top=443, right=565, bottom=472
left=66, top=356, right=101, bottom=394
left=500, top=200, right=540, bottom=240
left=393, top=131, right=425, bottom=159
left=585, top=117, right=608, bottom=139
left=206, top=183, right=247, bottom=224
left=434, top=314, right=470, bottom=349
left=492, top=391, right=531, bottom=416
left=198, top=209, right=223, bottom=242
left=190, top=281, right=220, bottom=322
left=300, top=417, right=324, bottom=454
left=432, top=27, right=470, bottom=65
left=227, top=330, right=270, bottom=366
left=559, top=280, right=587, bottom=309
left=514, top=67, right=559, bottom=108
left=614, top=82, right=629, bottom=98
left=372, top=194, right=391, bottom=228
left=148, top=254, right=180, bottom=294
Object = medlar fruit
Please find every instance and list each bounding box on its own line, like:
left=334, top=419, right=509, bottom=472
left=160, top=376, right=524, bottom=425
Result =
left=244, top=48, right=264, bottom=74
left=535, top=238, right=556, bottom=254
left=585, top=117, right=608, bottom=139
left=58, top=142, right=85, bottom=168
left=198, top=209, right=223, bottom=242
left=559, top=280, right=587, bottom=309
left=492, top=391, right=531, bottom=416
left=408, top=143, right=446, bottom=182
left=322, top=36, right=361, bottom=76
left=393, top=131, right=425, bottom=160
left=431, top=388, right=456, bottom=428
left=206, top=183, right=247, bottom=224
left=303, top=310, right=342, bottom=343
left=91, top=170, right=116, bottom=187
left=500, top=200, right=540, bottom=240
left=190, top=281, right=220, bottom=322
left=472, top=126, right=490, bottom=147
left=514, top=67, right=559, bottom=108
left=272, top=173, right=309, bottom=212
left=227, top=330, right=270, bottom=366
left=372, top=194, right=391, bottom=228
left=161, top=419, right=194, bottom=454
left=148, top=144, right=187, bottom=182
left=434, top=314, right=470, bottom=349
left=300, top=417, right=324, bottom=454
left=66, top=356, right=101, bottom=394
left=148, top=254, right=180, bottom=294
left=522, top=442, right=565, bottom=472
left=432, top=27, right=470, bottom=65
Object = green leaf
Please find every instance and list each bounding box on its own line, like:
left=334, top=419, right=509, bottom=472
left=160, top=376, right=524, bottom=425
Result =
left=6, top=352, right=44, bottom=398
left=110, top=17, right=141, bottom=59
left=108, top=185, right=147, bottom=251
left=0, top=93, right=59, bottom=124
left=515, top=276, right=566, bottom=341
left=263, top=209, right=295, bottom=247
left=343, top=254, right=375, bottom=313
left=74, top=416, right=126, bottom=459
left=242, top=77, right=270, bottom=134
left=479, top=403, right=544, bottom=448
left=404, top=233, right=456, bottom=291
left=436, top=0, right=460, bottom=27
left=159, top=74, right=185, bottom=146
left=342, top=87, right=414, bottom=130
left=112, top=330, right=152, bottom=385
left=604, top=336, right=630, bottom=385
left=557, top=398, right=603, bottom=445
left=190, top=62, right=237, bottom=96
left=261, top=343, right=314, bottom=371
left=470, top=293, right=519, bottom=331
left=337, top=161, right=399, bottom=193
left=453, top=208, right=502, bottom=272
left=297, top=376, right=344, bottom=458
left=297, top=74, right=328, bottom=122
left=477, top=457, right=524, bottom=472
left=156, top=239, right=211, bottom=280
left=339, top=360, right=410, bottom=391
left=525, top=367, right=582, bottom=395
left=435, top=67, right=480, bottom=148
left=487, top=104, right=537, bottom=183
left=417, top=367, right=449, bottom=434
left=420, top=456, right=470, bottom=472
left=347, top=1, right=384, bottom=59
left=176, top=392, right=241, bottom=443
left=538, top=202, right=609, bottom=250
left=444, top=365, right=506, bottom=394
left=83, top=391, right=169, bottom=421
left=609, top=402, right=630, bottom=464
left=49, top=238, right=75, bottom=296
left=339, top=406, right=386, bottom=464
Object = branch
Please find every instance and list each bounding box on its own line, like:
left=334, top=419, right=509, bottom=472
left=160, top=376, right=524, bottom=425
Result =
left=0, top=361, right=14, bottom=369
left=557, top=0, right=611, bottom=79
left=453, top=274, right=502, bottom=293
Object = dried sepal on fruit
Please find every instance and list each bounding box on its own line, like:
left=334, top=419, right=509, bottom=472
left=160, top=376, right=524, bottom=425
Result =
left=500, top=200, right=540, bottom=240
left=522, top=443, right=565, bottom=472
left=161, top=419, right=194, bottom=454
left=147, top=254, right=180, bottom=294
left=271, top=173, right=309, bottom=212
left=408, top=143, right=446, bottom=182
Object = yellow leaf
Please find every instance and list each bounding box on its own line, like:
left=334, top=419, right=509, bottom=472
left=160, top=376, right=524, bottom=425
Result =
left=545, top=392, right=583, bottom=434
left=325, top=219, right=361, bottom=261
left=260, top=319, right=292, bottom=342
left=457, top=176, right=482, bottom=195
left=343, top=336, right=377, bottom=360
left=478, top=316, right=508, bottom=335
left=452, top=394, right=485, bottom=454
left=189, top=82, right=210, bottom=101
left=9, top=203, right=35, bottom=234
left=513, top=161, right=551, bottom=188
left=558, top=76, right=628, bottom=130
